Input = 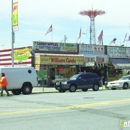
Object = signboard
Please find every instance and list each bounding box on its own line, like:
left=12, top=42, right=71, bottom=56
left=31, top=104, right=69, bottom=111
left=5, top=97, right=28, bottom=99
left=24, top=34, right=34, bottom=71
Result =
left=12, top=2, right=19, bottom=32
left=85, top=57, right=95, bottom=66
left=126, top=48, right=130, bottom=58
left=107, top=46, right=126, bottom=58
left=33, top=41, right=78, bottom=53
left=96, top=57, right=104, bottom=63
left=37, top=70, right=47, bottom=78
left=79, top=44, right=104, bottom=54
left=14, top=47, right=31, bottom=62
left=35, top=55, right=84, bottom=65
left=0, top=46, right=32, bottom=67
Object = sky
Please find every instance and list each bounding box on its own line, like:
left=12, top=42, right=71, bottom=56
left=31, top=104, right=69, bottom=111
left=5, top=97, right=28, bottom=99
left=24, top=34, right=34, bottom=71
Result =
left=0, top=0, right=130, bottom=49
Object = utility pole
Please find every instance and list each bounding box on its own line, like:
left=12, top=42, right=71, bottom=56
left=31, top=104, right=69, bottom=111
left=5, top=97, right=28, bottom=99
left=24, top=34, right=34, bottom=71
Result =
left=64, top=35, right=67, bottom=43
left=11, top=0, right=14, bottom=67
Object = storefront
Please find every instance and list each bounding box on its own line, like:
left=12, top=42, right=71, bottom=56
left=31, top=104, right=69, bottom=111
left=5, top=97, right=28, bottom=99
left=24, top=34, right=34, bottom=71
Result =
left=33, top=41, right=84, bottom=87
left=35, top=53, right=84, bottom=86
left=107, top=46, right=130, bottom=81
left=78, top=44, right=109, bottom=84
left=79, top=44, right=108, bottom=70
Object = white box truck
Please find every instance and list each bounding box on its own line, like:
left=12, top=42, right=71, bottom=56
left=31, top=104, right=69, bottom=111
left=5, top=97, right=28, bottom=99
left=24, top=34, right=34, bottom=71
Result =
left=0, top=67, right=38, bottom=95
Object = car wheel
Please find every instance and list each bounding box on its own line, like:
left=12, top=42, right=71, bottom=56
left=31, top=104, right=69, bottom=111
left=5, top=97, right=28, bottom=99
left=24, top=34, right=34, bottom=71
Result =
left=123, top=83, right=128, bottom=89
left=59, top=89, right=66, bottom=93
left=82, top=89, right=88, bottom=92
left=111, top=88, right=116, bottom=90
left=69, top=85, right=76, bottom=92
left=93, top=83, right=99, bottom=91
left=12, top=89, right=21, bottom=95
left=22, top=83, right=32, bottom=95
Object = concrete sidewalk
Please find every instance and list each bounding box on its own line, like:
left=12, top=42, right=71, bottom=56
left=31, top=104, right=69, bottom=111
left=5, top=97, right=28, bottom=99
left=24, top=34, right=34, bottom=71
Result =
left=32, top=86, right=106, bottom=94
left=32, top=87, right=58, bottom=93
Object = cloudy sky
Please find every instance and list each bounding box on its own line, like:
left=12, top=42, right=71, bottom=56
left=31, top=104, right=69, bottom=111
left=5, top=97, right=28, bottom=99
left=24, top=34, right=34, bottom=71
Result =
left=0, top=0, right=130, bottom=49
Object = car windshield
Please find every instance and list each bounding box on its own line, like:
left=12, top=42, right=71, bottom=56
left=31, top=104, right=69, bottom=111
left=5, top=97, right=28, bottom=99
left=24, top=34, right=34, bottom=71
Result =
left=69, top=74, right=80, bottom=80
left=119, top=76, right=130, bottom=80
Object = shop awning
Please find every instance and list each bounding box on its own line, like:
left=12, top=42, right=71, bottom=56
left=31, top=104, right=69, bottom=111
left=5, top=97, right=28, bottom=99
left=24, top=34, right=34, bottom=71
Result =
left=110, top=58, right=130, bottom=69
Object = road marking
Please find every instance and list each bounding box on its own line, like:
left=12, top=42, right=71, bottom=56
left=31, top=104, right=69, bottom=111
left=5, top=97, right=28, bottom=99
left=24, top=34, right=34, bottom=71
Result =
left=0, top=98, right=130, bottom=116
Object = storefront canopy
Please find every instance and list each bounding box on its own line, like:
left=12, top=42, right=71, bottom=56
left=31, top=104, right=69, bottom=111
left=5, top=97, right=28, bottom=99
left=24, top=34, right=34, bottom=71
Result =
left=110, top=58, right=130, bottom=69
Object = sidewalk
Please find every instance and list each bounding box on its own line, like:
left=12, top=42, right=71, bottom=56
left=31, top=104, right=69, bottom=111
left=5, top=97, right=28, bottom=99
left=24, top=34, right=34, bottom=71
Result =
left=32, top=86, right=106, bottom=94
left=32, top=87, right=58, bottom=94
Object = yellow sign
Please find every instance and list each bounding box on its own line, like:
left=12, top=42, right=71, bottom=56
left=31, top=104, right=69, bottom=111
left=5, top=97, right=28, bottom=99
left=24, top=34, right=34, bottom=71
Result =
left=12, top=2, right=18, bottom=27
left=14, top=48, right=31, bottom=62
left=35, top=55, right=84, bottom=65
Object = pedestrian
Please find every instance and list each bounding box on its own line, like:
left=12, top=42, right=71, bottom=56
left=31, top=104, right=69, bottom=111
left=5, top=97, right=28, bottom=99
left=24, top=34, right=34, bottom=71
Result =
left=0, top=73, right=10, bottom=96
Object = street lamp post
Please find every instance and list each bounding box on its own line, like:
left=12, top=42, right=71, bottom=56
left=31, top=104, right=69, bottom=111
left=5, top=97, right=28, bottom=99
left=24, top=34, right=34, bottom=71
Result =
left=11, top=0, right=14, bottom=67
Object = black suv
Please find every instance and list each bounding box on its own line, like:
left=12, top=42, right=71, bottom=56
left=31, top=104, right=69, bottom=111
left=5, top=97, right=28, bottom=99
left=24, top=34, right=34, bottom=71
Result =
left=55, top=73, right=103, bottom=92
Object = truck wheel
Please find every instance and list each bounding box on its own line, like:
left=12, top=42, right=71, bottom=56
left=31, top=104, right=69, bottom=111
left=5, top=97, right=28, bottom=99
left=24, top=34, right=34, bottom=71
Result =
left=69, top=85, right=76, bottom=92
left=12, top=89, right=21, bottom=95
left=22, top=83, right=32, bottom=95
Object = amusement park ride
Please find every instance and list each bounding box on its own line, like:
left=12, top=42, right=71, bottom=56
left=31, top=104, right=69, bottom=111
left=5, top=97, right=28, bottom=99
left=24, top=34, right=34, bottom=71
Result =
left=79, top=9, right=106, bottom=44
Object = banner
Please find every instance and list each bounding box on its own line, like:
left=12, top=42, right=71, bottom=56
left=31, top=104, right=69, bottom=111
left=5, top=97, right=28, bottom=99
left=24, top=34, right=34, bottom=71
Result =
left=12, top=2, right=18, bottom=31
left=14, top=47, right=31, bottom=62
left=35, top=55, right=84, bottom=65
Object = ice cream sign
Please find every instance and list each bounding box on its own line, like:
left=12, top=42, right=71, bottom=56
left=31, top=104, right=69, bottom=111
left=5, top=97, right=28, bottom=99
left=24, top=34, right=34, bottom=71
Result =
left=14, top=47, right=31, bottom=62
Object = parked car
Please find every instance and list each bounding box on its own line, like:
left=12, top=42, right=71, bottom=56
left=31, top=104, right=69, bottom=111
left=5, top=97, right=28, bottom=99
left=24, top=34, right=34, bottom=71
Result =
left=106, top=75, right=130, bottom=90
left=55, top=73, right=103, bottom=92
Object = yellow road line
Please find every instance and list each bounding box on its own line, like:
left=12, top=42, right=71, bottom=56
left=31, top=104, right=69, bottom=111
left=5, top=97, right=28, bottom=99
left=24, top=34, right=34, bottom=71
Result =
left=1, top=98, right=130, bottom=116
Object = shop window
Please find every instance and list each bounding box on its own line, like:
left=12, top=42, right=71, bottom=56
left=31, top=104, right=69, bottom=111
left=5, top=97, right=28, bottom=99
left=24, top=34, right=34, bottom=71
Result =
left=55, top=65, right=76, bottom=81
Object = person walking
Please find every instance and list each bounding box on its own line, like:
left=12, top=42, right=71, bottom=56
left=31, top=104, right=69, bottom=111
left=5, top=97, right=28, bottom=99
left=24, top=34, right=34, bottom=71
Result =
left=0, top=73, right=10, bottom=96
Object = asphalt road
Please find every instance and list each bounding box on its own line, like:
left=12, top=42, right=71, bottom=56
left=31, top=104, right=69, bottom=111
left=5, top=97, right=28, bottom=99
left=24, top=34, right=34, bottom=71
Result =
left=0, top=89, right=130, bottom=130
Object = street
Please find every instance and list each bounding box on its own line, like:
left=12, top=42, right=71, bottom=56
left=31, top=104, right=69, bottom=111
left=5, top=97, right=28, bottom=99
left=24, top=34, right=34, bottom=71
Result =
left=0, top=89, right=130, bottom=130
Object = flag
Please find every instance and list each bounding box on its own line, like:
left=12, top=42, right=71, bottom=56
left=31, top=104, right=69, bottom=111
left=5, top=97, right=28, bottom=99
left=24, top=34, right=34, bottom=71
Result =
left=78, top=28, right=81, bottom=39
left=110, top=38, right=117, bottom=44
left=127, top=36, right=130, bottom=41
left=123, top=33, right=127, bottom=43
left=12, top=2, right=18, bottom=27
left=45, top=25, right=52, bottom=35
left=98, top=30, right=103, bottom=44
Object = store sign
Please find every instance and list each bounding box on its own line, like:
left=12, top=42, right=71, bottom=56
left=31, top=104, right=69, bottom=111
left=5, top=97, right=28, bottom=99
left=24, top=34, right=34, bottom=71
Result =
left=79, top=44, right=104, bottom=54
left=96, top=57, right=104, bottom=63
left=126, top=48, right=130, bottom=58
left=107, top=46, right=126, bottom=58
left=14, top=47, right=31, bottom=62
left=85, top=57, right=95, bottom=66
left=35, top=56, right=84, bottom=65
left=33, top=41, right=78, bottom=53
